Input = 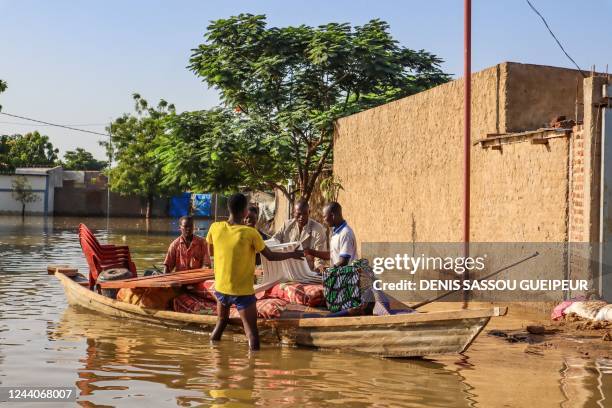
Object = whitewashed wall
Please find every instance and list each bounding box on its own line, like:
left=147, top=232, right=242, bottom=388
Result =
left=0, top=174, right=49, bottom=214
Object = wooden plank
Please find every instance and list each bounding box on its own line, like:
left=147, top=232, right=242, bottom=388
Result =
left=98, top=268, right=214, bottom=288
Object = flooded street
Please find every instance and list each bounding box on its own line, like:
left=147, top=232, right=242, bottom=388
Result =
left=0, top=216, right=610, bottom=407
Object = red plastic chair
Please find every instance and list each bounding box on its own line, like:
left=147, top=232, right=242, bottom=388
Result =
left=79, top=224, right=132, bottom=256
left=78, top=224, right=137, bottom=289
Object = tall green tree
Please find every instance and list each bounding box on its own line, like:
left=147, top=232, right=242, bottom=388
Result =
left=62, top=147, right=107, bottom=171
left=0, top=132, right=59, bottom=170
left=189, top=14, right=450, bottom=201
left=102, top=94, right=176, bottom=218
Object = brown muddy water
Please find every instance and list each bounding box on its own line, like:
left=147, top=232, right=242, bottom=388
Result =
left=0, top=216, right=610, bottom=407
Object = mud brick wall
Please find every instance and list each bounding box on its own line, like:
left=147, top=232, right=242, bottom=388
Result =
left=334, top=62, right=583, bottom=246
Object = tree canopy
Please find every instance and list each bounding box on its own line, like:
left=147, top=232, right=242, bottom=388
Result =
left=0, top=131, right=59, bottom=171
left=62, top=147, right=107, bottom=171
left=157, top=108, right=293, bottom=194
left=102, top=93, right=177, bottom=217
left=187, top=14, right=450, bottom=200
left=0, top=79, right=6, bottom=111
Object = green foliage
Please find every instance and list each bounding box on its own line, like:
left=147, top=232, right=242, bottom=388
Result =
left=189, top=14, right=450, bottom=200
left=101, top=94, right=177, bottom=216
left=320, top=174, right=344, bottom=202
left=0, top=79, right=6, bottom=110
left=12, top=175, right=39, bottom=216
left=0, top=131, right=59, bottom=170
left=62, top=147, right=107, bottom=171
left=157, top=109, right=293, bottom=194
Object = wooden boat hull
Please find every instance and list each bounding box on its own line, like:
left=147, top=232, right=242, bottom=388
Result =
left=55, top=272, right=505, bottom=357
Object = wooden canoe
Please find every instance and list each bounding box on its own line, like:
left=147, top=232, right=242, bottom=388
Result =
left=55, top=272, right=506, bottom=358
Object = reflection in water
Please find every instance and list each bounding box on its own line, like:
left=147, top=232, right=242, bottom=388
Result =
left=50, top=307, right=473, bottom=407
left=0, top=216, right=610, bottom=407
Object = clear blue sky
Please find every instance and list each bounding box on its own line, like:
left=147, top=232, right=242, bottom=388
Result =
left=0, top=0, right=610, bottom=159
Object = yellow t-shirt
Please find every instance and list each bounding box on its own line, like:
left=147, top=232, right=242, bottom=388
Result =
left=206, top=221, right=266, bottom=295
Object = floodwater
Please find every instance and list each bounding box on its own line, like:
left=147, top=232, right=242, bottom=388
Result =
left=0, top=216, right=610, bottom=407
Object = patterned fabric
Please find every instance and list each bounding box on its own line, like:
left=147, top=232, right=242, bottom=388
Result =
left=163, top=235, right=211, bottom=272
left=187, top=279, right=216, bottom=300
left=173, top=293, right=220, bottom=315
left=323, top=264, right=361, bottom=312
left=173, top=293, right=288, bottom=319
left=255, top=298, right=288, bottom=319
left=268, top=282, right=325, bottom=307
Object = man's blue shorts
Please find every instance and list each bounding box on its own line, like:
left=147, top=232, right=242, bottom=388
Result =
left=214, top=291, right=257, bottom=311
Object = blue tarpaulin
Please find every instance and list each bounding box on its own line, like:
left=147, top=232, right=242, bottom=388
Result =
left=193, top=193, right=212, bottom=217
left=169, top=192, right=191, bottom=218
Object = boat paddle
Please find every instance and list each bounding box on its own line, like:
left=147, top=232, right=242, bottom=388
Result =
left=409, top=251, right=540, bottom=309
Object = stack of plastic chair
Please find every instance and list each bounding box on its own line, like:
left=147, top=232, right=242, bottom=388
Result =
left=78, top=223, right=137, bottom=290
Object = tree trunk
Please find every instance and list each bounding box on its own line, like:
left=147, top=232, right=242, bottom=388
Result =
left=21, top=203, right=25, bottom=218
left=145, top=195, right=153, bottom=219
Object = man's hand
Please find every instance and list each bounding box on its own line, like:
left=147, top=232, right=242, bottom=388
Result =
left=303, top=247, right=330, bottom=261
left=316, top=265, right=327, bottom=274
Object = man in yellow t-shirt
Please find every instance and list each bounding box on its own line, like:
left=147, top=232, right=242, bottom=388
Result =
left=206, top=193, right=303, bottom=351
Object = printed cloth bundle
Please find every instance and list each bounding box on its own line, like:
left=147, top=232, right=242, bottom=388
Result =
left=323, top=259, right=416, bottom=315
left=173, top=293, right=289, bottom=319
left=323, top=263, right=362, bottom=313
left=255, top=298, right=289, bottom=319
left=267, top=282, right=325, bottom=307
left=173, top=293, right=221, bottom=315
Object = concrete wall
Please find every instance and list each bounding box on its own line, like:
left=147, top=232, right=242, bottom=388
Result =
left=0, top=174, right=47, bottom=214
left=334, top=62, right=582, bottom=248
left=0, top=170, right=62, bottom=215
left=54, top=187, right=168, bottom=217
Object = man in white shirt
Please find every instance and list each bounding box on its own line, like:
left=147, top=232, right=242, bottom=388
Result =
left=305, top=202, right=356, bottom=268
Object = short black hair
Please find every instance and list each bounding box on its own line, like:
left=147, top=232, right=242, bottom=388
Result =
left=179, top=215, right=193, bottom=225
left=294, top=198, right=309, bottom=211
left=325, top=201, right=342, bottom=216
left=248, top=205, right=259, bottom=214
left=228, top=193, right=248, bottom=215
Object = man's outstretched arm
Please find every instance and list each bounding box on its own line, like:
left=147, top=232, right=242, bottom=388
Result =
left=260, top=246, right=304, bottom=261
left=304, top=248, right=330, bottom=260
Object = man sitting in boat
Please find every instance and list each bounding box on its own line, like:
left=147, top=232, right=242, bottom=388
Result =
left=305, top=202, right=373, bottom=316
left=305, top=202, right=356, bottom=269
left=163, top=216, right=211, bottom=273
left=273, top=199, right=328, bottom=272
left=207, top=193, right=305, bottom=351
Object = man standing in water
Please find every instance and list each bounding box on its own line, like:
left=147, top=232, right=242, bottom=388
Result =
left=206, top=193, right=303, bottom=351
left=244, top=205, right=270, bottom=268
left=163, top=216, right=211, bottom=273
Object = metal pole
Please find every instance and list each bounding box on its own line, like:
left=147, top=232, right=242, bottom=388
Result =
left=463, top=0, right=472, bottom=308
left=106, top=121, right=112, bottom=234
